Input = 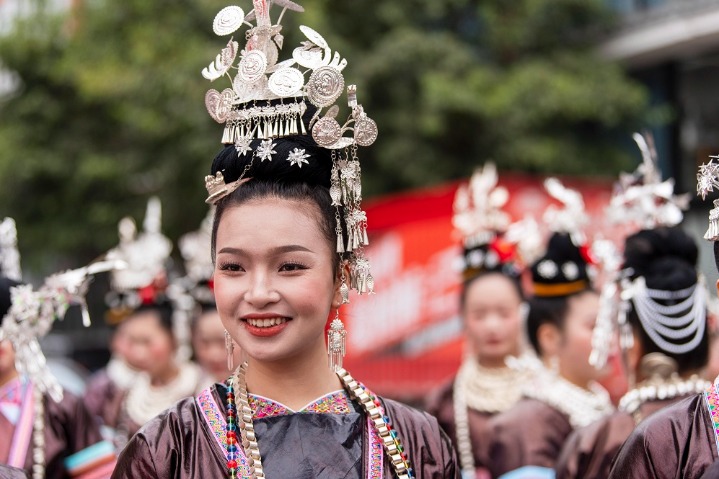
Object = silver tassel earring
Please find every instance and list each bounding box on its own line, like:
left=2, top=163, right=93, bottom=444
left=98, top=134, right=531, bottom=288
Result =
left=327, top=309, right=347, bottom=372
left=225, top=330, right=235, bottom=372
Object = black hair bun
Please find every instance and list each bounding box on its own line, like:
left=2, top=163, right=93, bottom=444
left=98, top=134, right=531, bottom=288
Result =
left=623, top=226, right=698, bottom=291
left=210, top=101, right=332, bottom=188
left=530, top=232, right=591, bottom=296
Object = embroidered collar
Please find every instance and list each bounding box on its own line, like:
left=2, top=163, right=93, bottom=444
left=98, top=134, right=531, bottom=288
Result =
left=249, top=390, right=353, bottom=418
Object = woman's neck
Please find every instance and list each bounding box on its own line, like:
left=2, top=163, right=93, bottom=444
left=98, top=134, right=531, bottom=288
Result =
left=245, top=339, right=342, bottom=411
left=150, top=361, right=180, bottom=387
left=557, top=365, right=591, bottom=390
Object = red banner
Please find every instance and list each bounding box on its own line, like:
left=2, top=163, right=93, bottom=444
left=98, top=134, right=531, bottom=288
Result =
left=343, top=173, right=619, bottom=400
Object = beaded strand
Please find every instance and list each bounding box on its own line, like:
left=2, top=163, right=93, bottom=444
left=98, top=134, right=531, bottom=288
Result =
left=225, top=376, right=239, bottom=478
left=336, top=368, right=415, bottom=479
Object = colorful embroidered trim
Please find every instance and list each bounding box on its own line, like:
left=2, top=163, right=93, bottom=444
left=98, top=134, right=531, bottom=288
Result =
left=704, top=381, right=719, bottom=456
left=366, top=414, right=384, bottom=479
left=306, top=391, right=352, bottom=414
left=197, top=387, right=250, bottom=477
left=249, top=391, right=353, bottom=418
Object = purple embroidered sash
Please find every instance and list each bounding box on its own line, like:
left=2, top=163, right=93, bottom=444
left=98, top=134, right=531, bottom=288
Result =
left=704, top=381, right=719, bottom=456
left=7, top=380, right=34, bottom=468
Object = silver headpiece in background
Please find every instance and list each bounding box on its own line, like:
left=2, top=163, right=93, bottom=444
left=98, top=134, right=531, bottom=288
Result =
left=608, top=132, right=689, bottom=229
left=0, top=259, right=122, bottom=402
left=0, top=217, right=21, bottom=281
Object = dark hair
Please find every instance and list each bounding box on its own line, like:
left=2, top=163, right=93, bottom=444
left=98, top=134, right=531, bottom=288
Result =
left=526, top=288, right=595, bottom=356
left=623, top=226, right=708, bottom=373
left=126, top=300, right=175, bottom=338
left=460, top=270, right=524, bottom=311
left=714, top=241, right=719, bottom=274
left=209, top=124, right=341, bottom=273
left=0, top=276, right=21, bottom=319
left=190, top=303, right=220, bottom=333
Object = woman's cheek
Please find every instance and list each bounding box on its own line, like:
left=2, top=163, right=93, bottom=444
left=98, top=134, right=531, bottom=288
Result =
left=151, top=339, right=173, bottom=361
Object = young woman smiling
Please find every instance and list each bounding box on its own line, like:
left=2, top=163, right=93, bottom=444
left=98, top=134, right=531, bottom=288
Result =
left=112, top=2, right=459, bottom=477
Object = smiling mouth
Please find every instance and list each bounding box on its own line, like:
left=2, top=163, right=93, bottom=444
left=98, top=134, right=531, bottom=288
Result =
left=244, top=317, right=289, bottom=328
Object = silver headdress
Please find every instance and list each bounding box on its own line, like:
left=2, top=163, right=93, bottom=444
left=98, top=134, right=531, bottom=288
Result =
left=0, top=260, right=122, bottom=402
left=203, top=2, right=377, bottom=153
left=105, top=197, right=173, bottom=315
left=0, top=223, right=121, bottom=479
left=0, top=218, right=21, bottom=281
left=452, top=163, right=538, bottom=277
left=697, top=156, right=719, bottom=241
left=592, top=142, right=697, bottom=371
left=619, top=274, right=707, bottom=356
left=588, top=238, right=623, bottom=370
left=453, top=163, right=510, bottom=249
left=178, top=207, right=215, bottom=304
left=608, top=132, right=689, bottom=229
left=202, top=1, right=377, bottom=295
left=543, top=177, right=588, bottom=240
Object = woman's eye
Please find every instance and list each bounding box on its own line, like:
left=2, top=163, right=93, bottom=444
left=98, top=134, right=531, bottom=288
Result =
left=279, top=262, right=307, bottom=272
left=218, top=262, right=243, bottom=272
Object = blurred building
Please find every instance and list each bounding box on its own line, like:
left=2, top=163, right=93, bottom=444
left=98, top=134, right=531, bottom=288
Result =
left=603, top=0, right=719, bottom=280
left=603, top=0, right=719, bottom=191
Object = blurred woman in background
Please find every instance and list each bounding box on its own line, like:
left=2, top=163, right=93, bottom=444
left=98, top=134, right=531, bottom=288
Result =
left=0, top=217, right=115, bottom=479
left=426, top=164, right=536, bottom=479
left=92, top=200, right=203, bottom=448
left=556, top=145, right=710, bottom=478
left=604, top=158, right=719, bottom=477
left=557, top=227, right=710, bottom=478
left=484, top=180, right=614, bottom=479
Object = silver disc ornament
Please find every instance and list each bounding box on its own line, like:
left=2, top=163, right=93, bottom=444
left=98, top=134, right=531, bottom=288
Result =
left=213, top=6, right=245, bottom=36
left=239, top=50, right=268, bottom=83
left=205, top=88, right=235, bottom=123
left=312, top=116, right=342, bottom=147
left=268, top=67, right=305, bottom=97
left=306, top=66, right=344, bottom=108
left=354, top=117, right=378, bottom=147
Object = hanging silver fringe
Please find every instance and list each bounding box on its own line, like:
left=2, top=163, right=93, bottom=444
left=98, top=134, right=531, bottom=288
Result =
left=705, top=204, right=719, bottom=240
left=327, top=315, right=346, bottom=372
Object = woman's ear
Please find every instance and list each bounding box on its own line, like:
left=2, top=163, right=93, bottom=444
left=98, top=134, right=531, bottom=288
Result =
left=537, top=323, right=560, bottom=358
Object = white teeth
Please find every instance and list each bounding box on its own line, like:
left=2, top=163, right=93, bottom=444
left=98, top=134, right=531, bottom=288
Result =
left=246, top=317, right=288, bottom=328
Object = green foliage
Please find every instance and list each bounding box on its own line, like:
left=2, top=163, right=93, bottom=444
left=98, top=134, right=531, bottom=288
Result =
left=0, top=0, right=659, bottom=274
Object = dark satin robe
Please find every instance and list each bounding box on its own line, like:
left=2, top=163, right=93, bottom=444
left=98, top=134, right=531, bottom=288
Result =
left=555, top=397, right=687, bottom=479
left=112, top=383, right=460, bottom=478
left=486, top=398, right=573, bottom=478
left=425, top=379, right=494, bottom=476
left=0, top=391, right=103, bottom=479
left=0, top=465, right=27, bottom=479
left=83, top=368, right=123, bottom=426
left=608, top=394, right=718, bottom=478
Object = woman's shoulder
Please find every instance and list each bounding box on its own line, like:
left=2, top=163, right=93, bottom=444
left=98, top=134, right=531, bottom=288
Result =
left=382, top=396, right=443, bottom=430
left=134, top=387, right=213, bottom=440
left=112, top=385, right=225, bottom=478
left=379, top=396, right=460, bottom=479
left=424, top=377, right=455, bottom=413
left=608, top=393, right=717, bottom=478
left=555, top=411, right=634, bottom=479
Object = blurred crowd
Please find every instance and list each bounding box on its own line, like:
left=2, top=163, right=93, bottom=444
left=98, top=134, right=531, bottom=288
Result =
left=1, top=132, right=719, bottom=478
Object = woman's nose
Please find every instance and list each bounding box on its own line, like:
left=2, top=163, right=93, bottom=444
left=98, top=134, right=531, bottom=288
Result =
left=244, top=273, right=280, bottom=307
